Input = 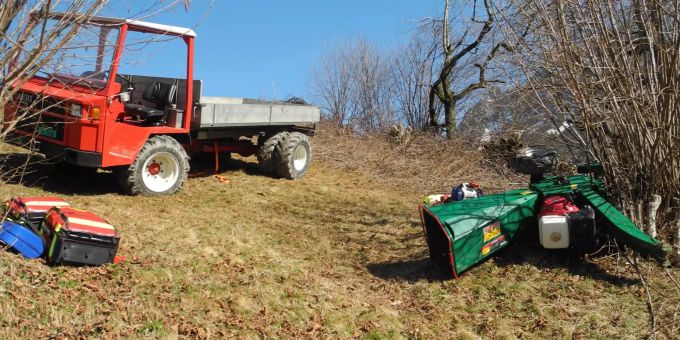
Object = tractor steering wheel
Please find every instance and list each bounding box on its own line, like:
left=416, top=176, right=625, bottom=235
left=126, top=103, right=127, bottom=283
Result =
left=104, top=71, right=135, bottom=91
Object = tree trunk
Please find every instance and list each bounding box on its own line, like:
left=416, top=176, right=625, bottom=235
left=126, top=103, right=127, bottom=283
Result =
left=635, top=201, right=644, bottom=229
left=674, top=198, right=680, bottom=257
left=444, top=101, right=456, bottom=139
left=428, top=83, right=441, bottom=128
left=646, top=195, right=662, bottom=238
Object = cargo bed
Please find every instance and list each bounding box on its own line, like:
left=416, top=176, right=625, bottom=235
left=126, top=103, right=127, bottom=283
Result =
left=192, top=96, right=320, bottom=130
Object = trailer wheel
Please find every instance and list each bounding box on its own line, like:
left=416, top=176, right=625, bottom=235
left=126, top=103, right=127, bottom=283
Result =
left=119, top=135, right=189, bottom=195
left=257, top=132, right=288, bottom=175
left=274, top=132, right=311, bottom=179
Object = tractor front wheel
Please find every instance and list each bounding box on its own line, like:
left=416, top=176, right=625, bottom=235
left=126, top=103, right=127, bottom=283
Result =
left=118, top=135, right=190, bottom=195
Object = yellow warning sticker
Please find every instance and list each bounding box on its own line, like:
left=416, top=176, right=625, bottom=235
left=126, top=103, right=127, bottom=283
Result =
left=482, top=245, right=491, bottom=255
left=483, top=222, right=501, bottom=242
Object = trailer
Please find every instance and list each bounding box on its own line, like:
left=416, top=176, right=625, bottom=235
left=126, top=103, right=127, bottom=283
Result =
left=3, top=13, right=320, bottom=195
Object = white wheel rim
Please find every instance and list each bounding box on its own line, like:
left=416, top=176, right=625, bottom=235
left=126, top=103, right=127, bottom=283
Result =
left=142, top=152, right=180, bottom=193
left=292, top=144, right=308, bottom=171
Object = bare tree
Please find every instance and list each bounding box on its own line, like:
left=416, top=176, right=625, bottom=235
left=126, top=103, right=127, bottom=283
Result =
left=391, top=27, right=439, bottom=131
left=311, top=42, right=357, bottom=126
left=311, top=39, right=396, bottom=133
left=428, top=0, right=509, bottom=139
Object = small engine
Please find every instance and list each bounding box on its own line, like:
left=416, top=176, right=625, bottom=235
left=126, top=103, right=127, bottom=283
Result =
left=538, top=195, right=598, bottom=250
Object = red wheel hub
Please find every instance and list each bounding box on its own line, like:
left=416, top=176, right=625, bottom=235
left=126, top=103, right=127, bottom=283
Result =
left=148, top=162, right=161, bottom=175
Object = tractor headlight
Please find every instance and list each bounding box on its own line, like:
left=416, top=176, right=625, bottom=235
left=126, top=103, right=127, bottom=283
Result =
left=70, top=103, right=82, bottom=117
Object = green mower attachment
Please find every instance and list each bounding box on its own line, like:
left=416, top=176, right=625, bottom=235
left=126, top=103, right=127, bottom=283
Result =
left=420, top=173, right=666, bottom=278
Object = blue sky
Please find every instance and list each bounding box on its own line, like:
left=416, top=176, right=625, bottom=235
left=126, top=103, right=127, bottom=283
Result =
left=103, top=1, right=442, bottom=100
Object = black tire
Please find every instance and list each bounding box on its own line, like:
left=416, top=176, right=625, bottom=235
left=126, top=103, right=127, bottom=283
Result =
left=274, top=132, right=311, bottom=179
left=257, top=132, right=288, bottom=175
left=118, top=135, right=190, bottom=195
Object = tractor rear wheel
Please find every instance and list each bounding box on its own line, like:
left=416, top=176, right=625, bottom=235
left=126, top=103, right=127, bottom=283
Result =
left=257, top=132, right=288, bottom=176
left=118, top=135, right=189, bottom=195
left=274, top=132, right=311, bottom=179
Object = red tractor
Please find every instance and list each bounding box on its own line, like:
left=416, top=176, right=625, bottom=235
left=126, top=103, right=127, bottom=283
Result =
left=4, top=13, right=319, bottom=195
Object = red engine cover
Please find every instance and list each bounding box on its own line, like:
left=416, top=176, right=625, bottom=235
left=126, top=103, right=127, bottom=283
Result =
left=539, top=195, right=580, bottom=217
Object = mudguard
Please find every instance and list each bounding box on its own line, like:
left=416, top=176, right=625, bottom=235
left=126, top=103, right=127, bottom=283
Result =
left=0, top=221, right=45, bottom=259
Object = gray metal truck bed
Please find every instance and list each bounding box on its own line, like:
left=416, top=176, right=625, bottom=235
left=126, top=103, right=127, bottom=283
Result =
left=193, top=96, right=320, bottom=129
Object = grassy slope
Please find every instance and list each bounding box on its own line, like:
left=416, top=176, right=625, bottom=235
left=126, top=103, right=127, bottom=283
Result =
left=0, top=141, right=677, bottom=338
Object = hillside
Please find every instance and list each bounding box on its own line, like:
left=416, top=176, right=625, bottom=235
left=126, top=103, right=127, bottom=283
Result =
left=0, top=126, right=677, bottom=338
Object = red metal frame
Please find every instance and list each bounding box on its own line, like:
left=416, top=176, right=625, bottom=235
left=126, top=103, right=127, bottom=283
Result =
left=4, top=19, right=196, bottom=168
left=183, top=35, right=194, bottom=129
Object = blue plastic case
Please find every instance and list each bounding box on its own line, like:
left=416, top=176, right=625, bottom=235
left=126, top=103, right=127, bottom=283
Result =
left=0, top=221, right=45, bottom=259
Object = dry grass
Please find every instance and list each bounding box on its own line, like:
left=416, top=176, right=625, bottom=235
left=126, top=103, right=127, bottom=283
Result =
left=314, top=122, right=525, bottom=195
left=0, top=131, right=677, bottom=338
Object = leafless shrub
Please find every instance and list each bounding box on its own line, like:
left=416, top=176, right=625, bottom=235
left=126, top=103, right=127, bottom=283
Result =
left=480, top=131, right=523, bottom=166
left=386, top=124, right=413, bottom=146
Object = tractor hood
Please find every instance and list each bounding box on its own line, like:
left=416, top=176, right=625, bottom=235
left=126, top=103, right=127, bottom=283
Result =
left=17, top=77, right=109, bottom=107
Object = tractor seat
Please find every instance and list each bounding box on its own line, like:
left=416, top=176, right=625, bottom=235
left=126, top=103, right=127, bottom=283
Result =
left=123, top=104, right=166, bottom=121
left=124, top=81, right=177, bottom=123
